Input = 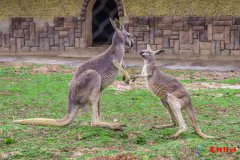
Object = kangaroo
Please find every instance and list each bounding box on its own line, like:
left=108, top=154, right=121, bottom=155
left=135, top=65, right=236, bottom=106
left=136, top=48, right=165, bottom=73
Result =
left=13, top=19, right=134, bottom=131
left=136, top=44, right=214, bottom=139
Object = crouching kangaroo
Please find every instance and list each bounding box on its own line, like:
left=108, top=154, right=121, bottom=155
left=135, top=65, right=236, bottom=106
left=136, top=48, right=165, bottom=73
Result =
left=136, top=44, right=214, bottom=138
left=13, top=19, right=134, bottom=131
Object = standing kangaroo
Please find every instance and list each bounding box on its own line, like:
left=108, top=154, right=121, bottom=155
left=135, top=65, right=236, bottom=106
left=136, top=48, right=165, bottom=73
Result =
left=137, top=44, right=214, bottom=138
left=13, top=19, right=134, bottom=131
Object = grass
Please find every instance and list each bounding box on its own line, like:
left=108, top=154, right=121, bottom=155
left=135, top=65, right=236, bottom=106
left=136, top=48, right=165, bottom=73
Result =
left=2, top=0, right=240, bottom=20
left=0, top=64, right=239, bottom=159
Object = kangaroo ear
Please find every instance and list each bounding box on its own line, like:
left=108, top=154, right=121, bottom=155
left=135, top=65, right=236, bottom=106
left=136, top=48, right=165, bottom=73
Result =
left=147, top=44, right=152, bottom=51
left=154, top=50, right=165, bottom=55
left=110, top=18, right=117, bottom=30
left=110, top=18, right=122, bottom=30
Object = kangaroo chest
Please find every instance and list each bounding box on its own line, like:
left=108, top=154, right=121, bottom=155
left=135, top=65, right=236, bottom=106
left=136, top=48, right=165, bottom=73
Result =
left=100, top=61, right=120, bottom=89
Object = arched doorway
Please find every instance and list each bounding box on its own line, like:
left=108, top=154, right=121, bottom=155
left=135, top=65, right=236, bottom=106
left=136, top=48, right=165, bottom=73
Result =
left=92, top=0, right=119, bottom=46
left=80, top=0, right=125, bottom=47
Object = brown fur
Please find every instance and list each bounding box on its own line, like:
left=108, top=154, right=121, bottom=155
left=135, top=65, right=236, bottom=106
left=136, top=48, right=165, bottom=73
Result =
left=13, top=19, right=134, bottom=130
left=137, top=44, right=214, bottom=138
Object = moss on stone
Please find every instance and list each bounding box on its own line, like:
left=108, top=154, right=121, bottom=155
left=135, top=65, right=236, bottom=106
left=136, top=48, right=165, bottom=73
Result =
left=123, top=0, right=240, bottom=16
left=1, top=0, right=240, bottom=20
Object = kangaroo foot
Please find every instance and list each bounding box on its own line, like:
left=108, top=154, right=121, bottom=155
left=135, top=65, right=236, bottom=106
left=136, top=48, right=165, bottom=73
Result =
left=169, top=128, right=187, bottom=139
left=93, top=122, right=127, bottom=131
left=151, top=123, right=176, bottom=130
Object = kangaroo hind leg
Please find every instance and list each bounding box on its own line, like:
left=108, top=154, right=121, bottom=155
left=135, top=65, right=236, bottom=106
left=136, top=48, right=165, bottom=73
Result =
left=152, top=100, right=177, bottom=129
left=88, top=71, right=126, bottom=131
left=167, top=93, right=187, bottom=138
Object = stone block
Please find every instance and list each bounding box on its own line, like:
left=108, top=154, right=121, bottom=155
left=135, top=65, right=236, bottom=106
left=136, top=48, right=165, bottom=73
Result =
left=54, top=27, right=64, bottom=31
left=65, top=47, right=76, bottom=51
left=179, top=31, right=188, bottom=44
left=64, top=37, right=69, bottom=47
left=64, top=23, right=74, bottom=29
left=225, top=43, right=234, bottom=49
left=163, top=30, right=172, bottom=35
left=193, top=26, right=204, bottom=30
left=213, top=21, right=232, bottom=25
left=25, top=40, right=35, bottom=47
left=199, top=30, right=208, bottom=42
left=24, top=29, right=30, bottom=40
left=170, top=35, right=178, bottom=40
left=230, top=25, right=238, bottom=30
left=231, top=31, right=235, bottom=44
left=50, top=38, right=54, bottom=46
left=39, top=32, right=48, bottom=38
left=16, top=38, right=22, bottom=51
left=213, top=26, right=224, bottom=34
left=54, top=32, right=60, bottom=46
left=221, top=50, right=230, bottom=55
left=10, top=38, right=16, bottom=52
left=234, top=31, right=240, bottom=49
left=211, top=41, right=216, bottom=54
left=21, top=22, right=29, bottom=29
left=213, top=34, right=224, bottom=40
left=154, top=30, right=162, bottom=37
left=231, top=50, right=240, bottom=55
left=180, top=49, right=193, bottom=54
left=162, top=16, right=173, bottom=23
left=189, top=27, right=193, bottom=44
left=5, top=34, right=10, bottom=48
left=50, top=46, right=59, bottom=51
left=59, top=31, right=68, bottom=37
left=216, top=41, right=221, bottom=54
left=155, top=37, right=162, bottom=44
left=31, top=47, right=39, bottom=51
left=75, top=38, right=80, bottom=48
left=75, top=32, right=81, bottom=38
left=174, top=40, right=179, bottom=54
left=60, top=38, right=65, bottom=50
left=163, top=36, right=170, bottom=48
left=156, top=24, right=172, bottom=30
left=200, top=49, right=211, bottom=55
left=194, top=39, right=200, bottom=54
left=69, top=29, right=74, bottom=47
left=208, top=24, right=213, bottom=41
left=200, top=42, right=211, bottom=49
left=30, top=22, right=35, bottom=40
left=189, top=21, right=206, bottom=26
left=170, top=40, right=174, bottom=48
left=150, top=28, right=155, bottom=44
left=35, top=32, right=39, bottom=46
left=173, top=23, right=183, bottom=30
left=141, top=26, right=149, bottom=32
left=192, top=30, right=199, bottom=39
left=221, top=41, right=225, bottom=49
left=165, top=49, right=174, bottom=54
left=39, top=38, right=49, bottom=51
left=224, top=26, right=230, bottom=43
left=54, top=17, right=64, bottom=27
left=14, top=30, right=24, bottom=38
left=180, top=44, right=194, bottom=50
left=22, top=47, right=30, bottom=52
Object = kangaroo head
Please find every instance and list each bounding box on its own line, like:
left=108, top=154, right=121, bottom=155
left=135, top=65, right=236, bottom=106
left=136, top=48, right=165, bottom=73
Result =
left=139, top=44, right=165, bottom=62
left=110, top=18, right=134, bottom=48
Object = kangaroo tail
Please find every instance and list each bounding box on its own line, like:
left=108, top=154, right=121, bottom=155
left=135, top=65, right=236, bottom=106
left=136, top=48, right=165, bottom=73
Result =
left=185, top=100, right=215, bottom=139
left=13, top=107, right=78, bottom=127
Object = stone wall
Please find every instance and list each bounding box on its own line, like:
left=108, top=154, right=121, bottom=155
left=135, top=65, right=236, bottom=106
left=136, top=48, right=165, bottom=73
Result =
left=0, top=17, right=85, bottom=52
left=1, top=16, right=240, bottom=58
left=127, top=16, right=240, bottom=57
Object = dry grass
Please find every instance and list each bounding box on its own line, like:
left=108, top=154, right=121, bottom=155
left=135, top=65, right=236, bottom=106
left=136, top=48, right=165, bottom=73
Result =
left=1, top=0, right=240, bottom=20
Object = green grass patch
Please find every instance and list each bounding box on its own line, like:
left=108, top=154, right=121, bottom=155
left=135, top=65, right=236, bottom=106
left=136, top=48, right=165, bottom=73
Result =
left=0, top=64, right=239, bottom=159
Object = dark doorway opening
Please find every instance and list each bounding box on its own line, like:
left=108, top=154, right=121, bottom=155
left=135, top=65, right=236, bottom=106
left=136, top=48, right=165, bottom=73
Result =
left=92, top=0, right=119, bottom=46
